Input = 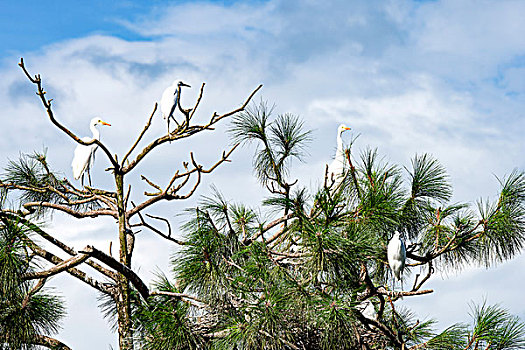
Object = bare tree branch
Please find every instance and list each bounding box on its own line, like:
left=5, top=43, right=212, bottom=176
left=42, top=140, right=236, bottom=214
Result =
left=412, top=261, right=433, bottom=291
left=31, top=335, right=72, bottom=350
left=131, top=207, right=186, bottom=245
left=0, top=212, right=118, bottom=280
left=22, top=237, right=113, bottom=295
left=80, top=245, right=150, bottom=300
left=376, top=287, right=433, bottom=298
left=18, top=58, right=119, bottom=170
left=122, top=84, right=262, bottom=174
left=188, top=83, right=206, bottom=122
left=21, top=278, right=47, bottom=309
left=141, top=175, right=163, bottom=195
left=127, top=144, right=238, bottom=218
left=23, top=201, right=117, bottom=219
left=121, top=103, right=158, bottom=166
left=22, top=249, right=91, bottom=280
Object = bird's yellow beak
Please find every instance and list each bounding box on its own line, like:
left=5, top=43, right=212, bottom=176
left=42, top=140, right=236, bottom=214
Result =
left=101, top=121, right=111, bottom=126
left=344, top=127, right=351, bottom=130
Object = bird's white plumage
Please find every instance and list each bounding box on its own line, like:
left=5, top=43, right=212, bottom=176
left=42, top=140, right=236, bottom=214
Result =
left=160, top=79, right=190, bottom=135
left=387, top=231, right=406, bottom=281
left=72, top=137, right=97, bottom=179
left=327, top=124, right=351, bottom=188
left=71, top=117, right=110, bottom=183
left=160, top=80, right=190, bottom=119
left=160, top=80, right=180, bottom=120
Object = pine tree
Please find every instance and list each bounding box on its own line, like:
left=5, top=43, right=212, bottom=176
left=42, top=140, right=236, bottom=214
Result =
left=1, top=61, right=524, bottom=349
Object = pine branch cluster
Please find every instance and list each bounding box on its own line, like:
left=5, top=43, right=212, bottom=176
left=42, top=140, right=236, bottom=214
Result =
left=128, top=102, right=525, bottom=349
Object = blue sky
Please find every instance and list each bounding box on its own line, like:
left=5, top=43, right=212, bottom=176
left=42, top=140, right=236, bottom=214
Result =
left=1, top=1, right=525, bottom=349
left=0, top=1, right=148, bottom=57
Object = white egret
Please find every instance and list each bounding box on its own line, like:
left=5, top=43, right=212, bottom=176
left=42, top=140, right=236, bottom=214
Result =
left=160, top=79, right=191, bottom=134
left=327, top=124, right=351, bottom=189
left=387, top=231, right=406, bottom=282
left=71, top=117, right=111, bottom=186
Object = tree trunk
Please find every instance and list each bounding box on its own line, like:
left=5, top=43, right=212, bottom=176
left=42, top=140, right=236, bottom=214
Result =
left=115, top=173, right=133, bottom=349
left=116, top=277, right=133, bottom=349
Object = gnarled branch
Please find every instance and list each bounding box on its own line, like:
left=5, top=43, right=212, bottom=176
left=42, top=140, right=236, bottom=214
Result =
left=122, top=84, right=261, bottom=174
left=127, top=144, right=238, bottom=218
left=19, top=58, right=119, bottom=171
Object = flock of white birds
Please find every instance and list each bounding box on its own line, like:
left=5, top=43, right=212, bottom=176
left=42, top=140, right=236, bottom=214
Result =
left=70, top=81, right=407, bottom=319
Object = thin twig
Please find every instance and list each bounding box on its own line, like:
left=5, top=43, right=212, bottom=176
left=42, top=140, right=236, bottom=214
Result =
left=127, top=145, right=238, bottom=218
left=121, top=103, right=158, bottom=166
left=188, top=83, right=205, bottom=122
left=131, top=203, right=186, bottom=245
left=18, top=58, right=119, bottom=170
left=122, top=85, right=261, bottom=174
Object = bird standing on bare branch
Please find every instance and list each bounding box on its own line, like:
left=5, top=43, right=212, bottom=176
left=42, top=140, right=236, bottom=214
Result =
left=160, top=79, right=191, bottom=135
left=327, top=124, right=351, bottom=189
left=71, top=117, right=111, bottom=186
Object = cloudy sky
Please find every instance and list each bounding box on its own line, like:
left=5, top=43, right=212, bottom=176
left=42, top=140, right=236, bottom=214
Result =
left=1, top=0, right=525, bottom=348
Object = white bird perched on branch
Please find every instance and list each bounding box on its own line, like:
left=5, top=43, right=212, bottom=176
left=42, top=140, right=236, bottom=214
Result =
left=387, top=231, right=406, bottom=282
left=160, top=79, right=191, bottom=135
left=71, top=117, right=111, bottom=186
left=327, top=124, right=351, bottom=189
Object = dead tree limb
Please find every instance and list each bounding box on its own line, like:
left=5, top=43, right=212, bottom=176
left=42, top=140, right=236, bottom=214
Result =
left=122, top=84, right=262, bottom=174
left=121, top=103, right=158, bottom=166
left=79, top=245, right=150, bottom=300
left=22, top=201, right=117, bottom=218
left=31, top=335, right=72, bottom=350
left=131, top=207, right=186, bottom=245
left=22, top=237, right=113, bottom=295
left=18, top=58, right=119, bottom=170
left=22, top=249, right=91, bottom=280
left=127, top=144, right=238, bottom=218
left=0, top=212, right=118, bottom=280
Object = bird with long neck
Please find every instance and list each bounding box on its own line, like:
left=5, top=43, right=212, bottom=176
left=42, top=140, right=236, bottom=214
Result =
left=327, top=124, right=351, bottom=189
left=160, top=79, right=191, bottom=135
left=387, top=230, right=406, bottom=291
left=71, top=117, right=111, bottom=186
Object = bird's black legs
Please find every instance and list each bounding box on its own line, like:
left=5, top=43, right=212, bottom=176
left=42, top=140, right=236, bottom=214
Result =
left=87, top=168, right=92, bottom=187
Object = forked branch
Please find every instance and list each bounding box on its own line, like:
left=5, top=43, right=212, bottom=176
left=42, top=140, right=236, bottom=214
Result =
left=18, top=58, right=119, bottom=170
left=122, top=84, right=262, bottom=174
left=22, top=249, right=91, bottom=280
left=22, top=237, right=112, bottom=295
left=127, top=144, right=239, bottom=218
left=131, top=207, right=186, bottom=245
